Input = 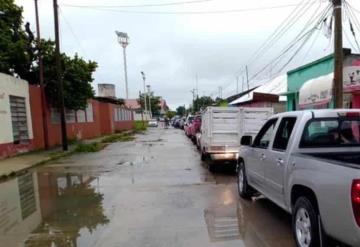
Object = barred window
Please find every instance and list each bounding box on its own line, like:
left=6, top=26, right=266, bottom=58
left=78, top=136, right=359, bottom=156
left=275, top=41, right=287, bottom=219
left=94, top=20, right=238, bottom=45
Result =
left=9, top=96, right=29, bottom=144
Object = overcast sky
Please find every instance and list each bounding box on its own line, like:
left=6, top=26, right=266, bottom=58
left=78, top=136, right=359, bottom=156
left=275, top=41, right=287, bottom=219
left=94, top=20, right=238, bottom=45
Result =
left=15, top=0, right=360, bottom=109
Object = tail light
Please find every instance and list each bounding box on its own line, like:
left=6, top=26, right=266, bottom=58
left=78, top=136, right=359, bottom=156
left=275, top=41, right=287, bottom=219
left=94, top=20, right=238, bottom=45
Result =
left=351, top=179, right=360, bottom=227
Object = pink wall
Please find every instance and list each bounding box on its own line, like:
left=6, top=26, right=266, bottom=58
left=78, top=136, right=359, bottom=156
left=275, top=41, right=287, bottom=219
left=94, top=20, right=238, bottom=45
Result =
left=0, top=85, right=135, bottom=158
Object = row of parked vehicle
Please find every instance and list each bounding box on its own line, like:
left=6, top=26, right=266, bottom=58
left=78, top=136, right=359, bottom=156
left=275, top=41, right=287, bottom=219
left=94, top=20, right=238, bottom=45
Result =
left=178, top=106, right=360, bottom=247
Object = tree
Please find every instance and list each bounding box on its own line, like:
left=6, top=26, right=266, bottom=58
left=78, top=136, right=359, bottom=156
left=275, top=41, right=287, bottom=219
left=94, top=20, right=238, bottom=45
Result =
left=176, top=106, right=186, bottom=116
left=0, top=1, right=97, bottom=110
left=0, top=0, right=34, bottom=79
left=193, top=96, right=214, bottom=112
left=138, top=92, right=161, bottom=116
left=215, top=97, right=228, bottom=107
left=166, top=110, right=176, bottom=119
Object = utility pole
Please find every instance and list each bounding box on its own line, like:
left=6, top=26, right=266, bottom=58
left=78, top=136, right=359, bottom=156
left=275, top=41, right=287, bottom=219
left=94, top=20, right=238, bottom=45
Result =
left=139, top=90, right=144, bottom=127
left=218, top=86, right=223, bottom=99
left=242, top=76, right=245, bottom=92
left=245, top=66, right=250, bottom=91
left=34, top=0, right=49, bottom=149
left=236, top=76, right=239, bottom=94
left=141, top=72, right=148, bottom=118
left=53, top=0, right=68, bottom=151
left=333, top=0, right=343, bottom=108
left=147, top=85, right=152, bottom=118
left=115, top=31, right=129, bottom=99
left=190, top=89, right=196, bottom=112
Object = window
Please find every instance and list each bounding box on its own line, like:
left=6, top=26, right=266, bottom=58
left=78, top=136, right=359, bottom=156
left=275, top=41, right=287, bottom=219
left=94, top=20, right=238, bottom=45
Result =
left=9, top=96, right=29, bottom=144
left=65, top=109, right=76, bottom=123
left=253, top=118, right=278, bottom=148
left=273, top=117, right=297, bottom=151
left=86, top=103, right=94, bottom=122
left=300, top=118, right=360, bottom=148
left=76, top=110, right=86, bottom=123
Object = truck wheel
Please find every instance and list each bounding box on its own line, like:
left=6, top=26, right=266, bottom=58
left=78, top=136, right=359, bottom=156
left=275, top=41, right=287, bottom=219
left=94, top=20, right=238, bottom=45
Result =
left=293, top=197, right=320, bottom=247
left=237, top=161, right=254, bottom=199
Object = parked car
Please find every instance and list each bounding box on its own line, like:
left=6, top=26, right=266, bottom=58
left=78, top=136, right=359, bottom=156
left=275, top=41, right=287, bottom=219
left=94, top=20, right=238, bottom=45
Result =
left=148, top=119, right=158, bottom=127
left=179, top=117, right=186, bottom=130
left=188, top=115, right=202, bottom=143
left=199, top=107, right=273, bottom=170
left=237, top=109, right=360, bottom=247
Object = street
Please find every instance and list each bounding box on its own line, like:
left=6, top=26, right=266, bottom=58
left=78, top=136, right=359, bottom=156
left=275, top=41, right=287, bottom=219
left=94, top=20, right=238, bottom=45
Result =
left=0, top=128, right=295, bottom=247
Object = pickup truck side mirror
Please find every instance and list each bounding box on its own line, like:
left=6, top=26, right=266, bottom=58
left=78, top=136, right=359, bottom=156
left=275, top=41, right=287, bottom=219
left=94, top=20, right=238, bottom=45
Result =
left=241, top=136, right=252, bottom=146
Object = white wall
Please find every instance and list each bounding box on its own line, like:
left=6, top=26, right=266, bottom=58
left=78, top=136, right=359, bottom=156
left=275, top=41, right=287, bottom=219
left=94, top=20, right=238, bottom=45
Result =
left=134, top=111, right=151, bottom=121
left=0, top=73, right=33, bottom=144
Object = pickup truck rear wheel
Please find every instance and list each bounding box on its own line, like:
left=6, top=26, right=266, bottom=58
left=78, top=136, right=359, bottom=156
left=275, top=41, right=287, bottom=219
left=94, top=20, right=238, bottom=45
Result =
left=293, top=197, right=320, bottom=247
left=237, top=161, right=254, bottom=199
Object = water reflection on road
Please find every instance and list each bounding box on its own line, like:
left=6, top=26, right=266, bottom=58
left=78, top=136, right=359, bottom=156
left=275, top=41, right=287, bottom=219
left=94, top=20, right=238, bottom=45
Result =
left=0, top=128, right=297, bottom=247
left=0, top=171, right=108, bottom=247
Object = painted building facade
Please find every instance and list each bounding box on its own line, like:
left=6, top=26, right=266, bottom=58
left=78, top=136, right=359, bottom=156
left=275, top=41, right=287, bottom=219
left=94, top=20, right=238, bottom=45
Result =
left=0, top=73, right=135, bottom=158
left=0, top=73, right=34, bottom=157
left=286, top=49, right=360, bottom=110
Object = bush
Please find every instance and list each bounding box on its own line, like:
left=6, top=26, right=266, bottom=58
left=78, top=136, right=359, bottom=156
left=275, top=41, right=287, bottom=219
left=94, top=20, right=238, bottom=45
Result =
left=74, top=142, right=106, bottom=153
left=101, top=133, right=135, bottom=143
left=134, top=121, right=148, bottom=132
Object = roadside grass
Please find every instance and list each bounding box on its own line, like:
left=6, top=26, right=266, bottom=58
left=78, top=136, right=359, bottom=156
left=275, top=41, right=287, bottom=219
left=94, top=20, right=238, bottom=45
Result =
left=101, top=133, right=135, bottom=143
left=134, top=121, right=148, bottom=133
left=74, top=142, right=107, bottom=153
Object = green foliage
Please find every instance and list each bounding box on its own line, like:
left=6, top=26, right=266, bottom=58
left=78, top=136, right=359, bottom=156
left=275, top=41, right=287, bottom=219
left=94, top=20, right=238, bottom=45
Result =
left=138, top=92, right=161, bottom=116
left=193, top=96, right=214, bottom=112
left=0, top=0, right=33, bottom=79
left=0, top=1, right=97, bottom=110
left=74, top=142, right=106, bottom=153
left=101, top=133, right=135, bottom=143
left=176, top=106, right=186, bottom=116
left=166, top=110, right=176, bottom=119
left=134, top=121, right=148, bottom=132
left=215, top=97, right=228, bottom=107
left=40, top=40, right=97, bottom=110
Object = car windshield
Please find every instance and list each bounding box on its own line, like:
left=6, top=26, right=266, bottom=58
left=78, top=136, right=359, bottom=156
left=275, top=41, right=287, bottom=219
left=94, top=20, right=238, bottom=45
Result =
left=300, top=117, right=360, bottom=148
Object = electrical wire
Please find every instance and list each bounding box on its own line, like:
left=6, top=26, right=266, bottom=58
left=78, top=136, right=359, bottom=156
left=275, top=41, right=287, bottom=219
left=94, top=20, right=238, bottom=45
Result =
left=209, top=0, right=322, bottom=98
left=248, top=4, right=332, bottom=82
left=61, top=0, right=215, bottom=8
left=60, top=2, right=318, bottom=15
left=59, top=7, right=89, bottom=57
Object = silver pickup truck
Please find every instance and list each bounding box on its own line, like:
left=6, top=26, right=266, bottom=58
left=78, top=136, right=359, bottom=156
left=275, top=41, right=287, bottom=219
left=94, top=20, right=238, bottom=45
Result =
left=237, top=109, right=360, bottom=247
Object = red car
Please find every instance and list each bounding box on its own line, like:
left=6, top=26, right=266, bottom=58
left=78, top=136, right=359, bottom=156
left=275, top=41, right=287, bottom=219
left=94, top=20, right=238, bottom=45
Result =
left=188, top=115, right=201, bottom=143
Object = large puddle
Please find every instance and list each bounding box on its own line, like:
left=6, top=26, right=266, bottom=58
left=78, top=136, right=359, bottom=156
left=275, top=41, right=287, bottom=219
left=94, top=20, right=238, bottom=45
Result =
left=0, top=171, right=108, bottom=246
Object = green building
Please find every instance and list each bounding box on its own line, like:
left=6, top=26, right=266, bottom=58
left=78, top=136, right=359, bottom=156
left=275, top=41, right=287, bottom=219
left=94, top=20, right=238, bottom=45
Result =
left=286, top=48, right=360, bottom=111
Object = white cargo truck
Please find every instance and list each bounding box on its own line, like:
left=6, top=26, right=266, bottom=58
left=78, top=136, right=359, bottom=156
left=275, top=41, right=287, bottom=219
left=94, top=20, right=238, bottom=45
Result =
left=199, top=107, right=273, bottom=166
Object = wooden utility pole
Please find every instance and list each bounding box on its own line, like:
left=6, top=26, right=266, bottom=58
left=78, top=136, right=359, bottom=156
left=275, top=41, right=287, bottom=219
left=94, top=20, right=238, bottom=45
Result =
left=245, top=66, right=250, bottom=91
left=236, top=76, right=239, bottom=94
left=53, top=0, right=68, bottom=151
left=34, top=0, right=49, bottom=149
left=333, top=0, right=343, bottom=108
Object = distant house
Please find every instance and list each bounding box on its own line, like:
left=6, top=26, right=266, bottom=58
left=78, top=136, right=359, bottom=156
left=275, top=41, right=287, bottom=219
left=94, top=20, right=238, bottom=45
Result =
left=159, top=98, right=169, bottom=116
left=229, top=75, right=287, bottom=113
left=124, top=99, right=150, bottom=120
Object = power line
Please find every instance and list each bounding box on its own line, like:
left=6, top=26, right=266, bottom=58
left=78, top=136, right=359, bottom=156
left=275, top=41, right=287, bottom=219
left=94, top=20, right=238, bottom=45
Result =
left=209, top=0, right=321, bottom=98
left=60, top=2, right=318, bottom=15
left=248, top=4, right=332, bottom=82
left=61, top=0, right=215, bottom=8
left=58, top=7, right=89, bottom=57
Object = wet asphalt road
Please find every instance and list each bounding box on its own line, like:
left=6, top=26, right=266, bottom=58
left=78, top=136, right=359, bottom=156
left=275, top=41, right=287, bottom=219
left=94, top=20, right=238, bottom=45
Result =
left=0, top=127, right=296, bottom=247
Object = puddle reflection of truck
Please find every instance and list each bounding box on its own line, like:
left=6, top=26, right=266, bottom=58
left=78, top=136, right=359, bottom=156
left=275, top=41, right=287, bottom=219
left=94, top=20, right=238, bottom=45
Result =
left=199, top=107, right=273, bottom=171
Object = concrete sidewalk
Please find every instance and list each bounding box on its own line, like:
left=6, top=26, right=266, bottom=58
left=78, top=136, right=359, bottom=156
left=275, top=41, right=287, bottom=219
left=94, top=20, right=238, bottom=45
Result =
left=0, top=147, right=75, bottom=179
left=0, top=130, right=135, bottom=179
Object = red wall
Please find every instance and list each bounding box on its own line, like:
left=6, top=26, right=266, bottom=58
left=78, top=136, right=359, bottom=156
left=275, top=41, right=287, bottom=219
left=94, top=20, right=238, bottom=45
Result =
left=28, top=86, right=134, bottom=151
